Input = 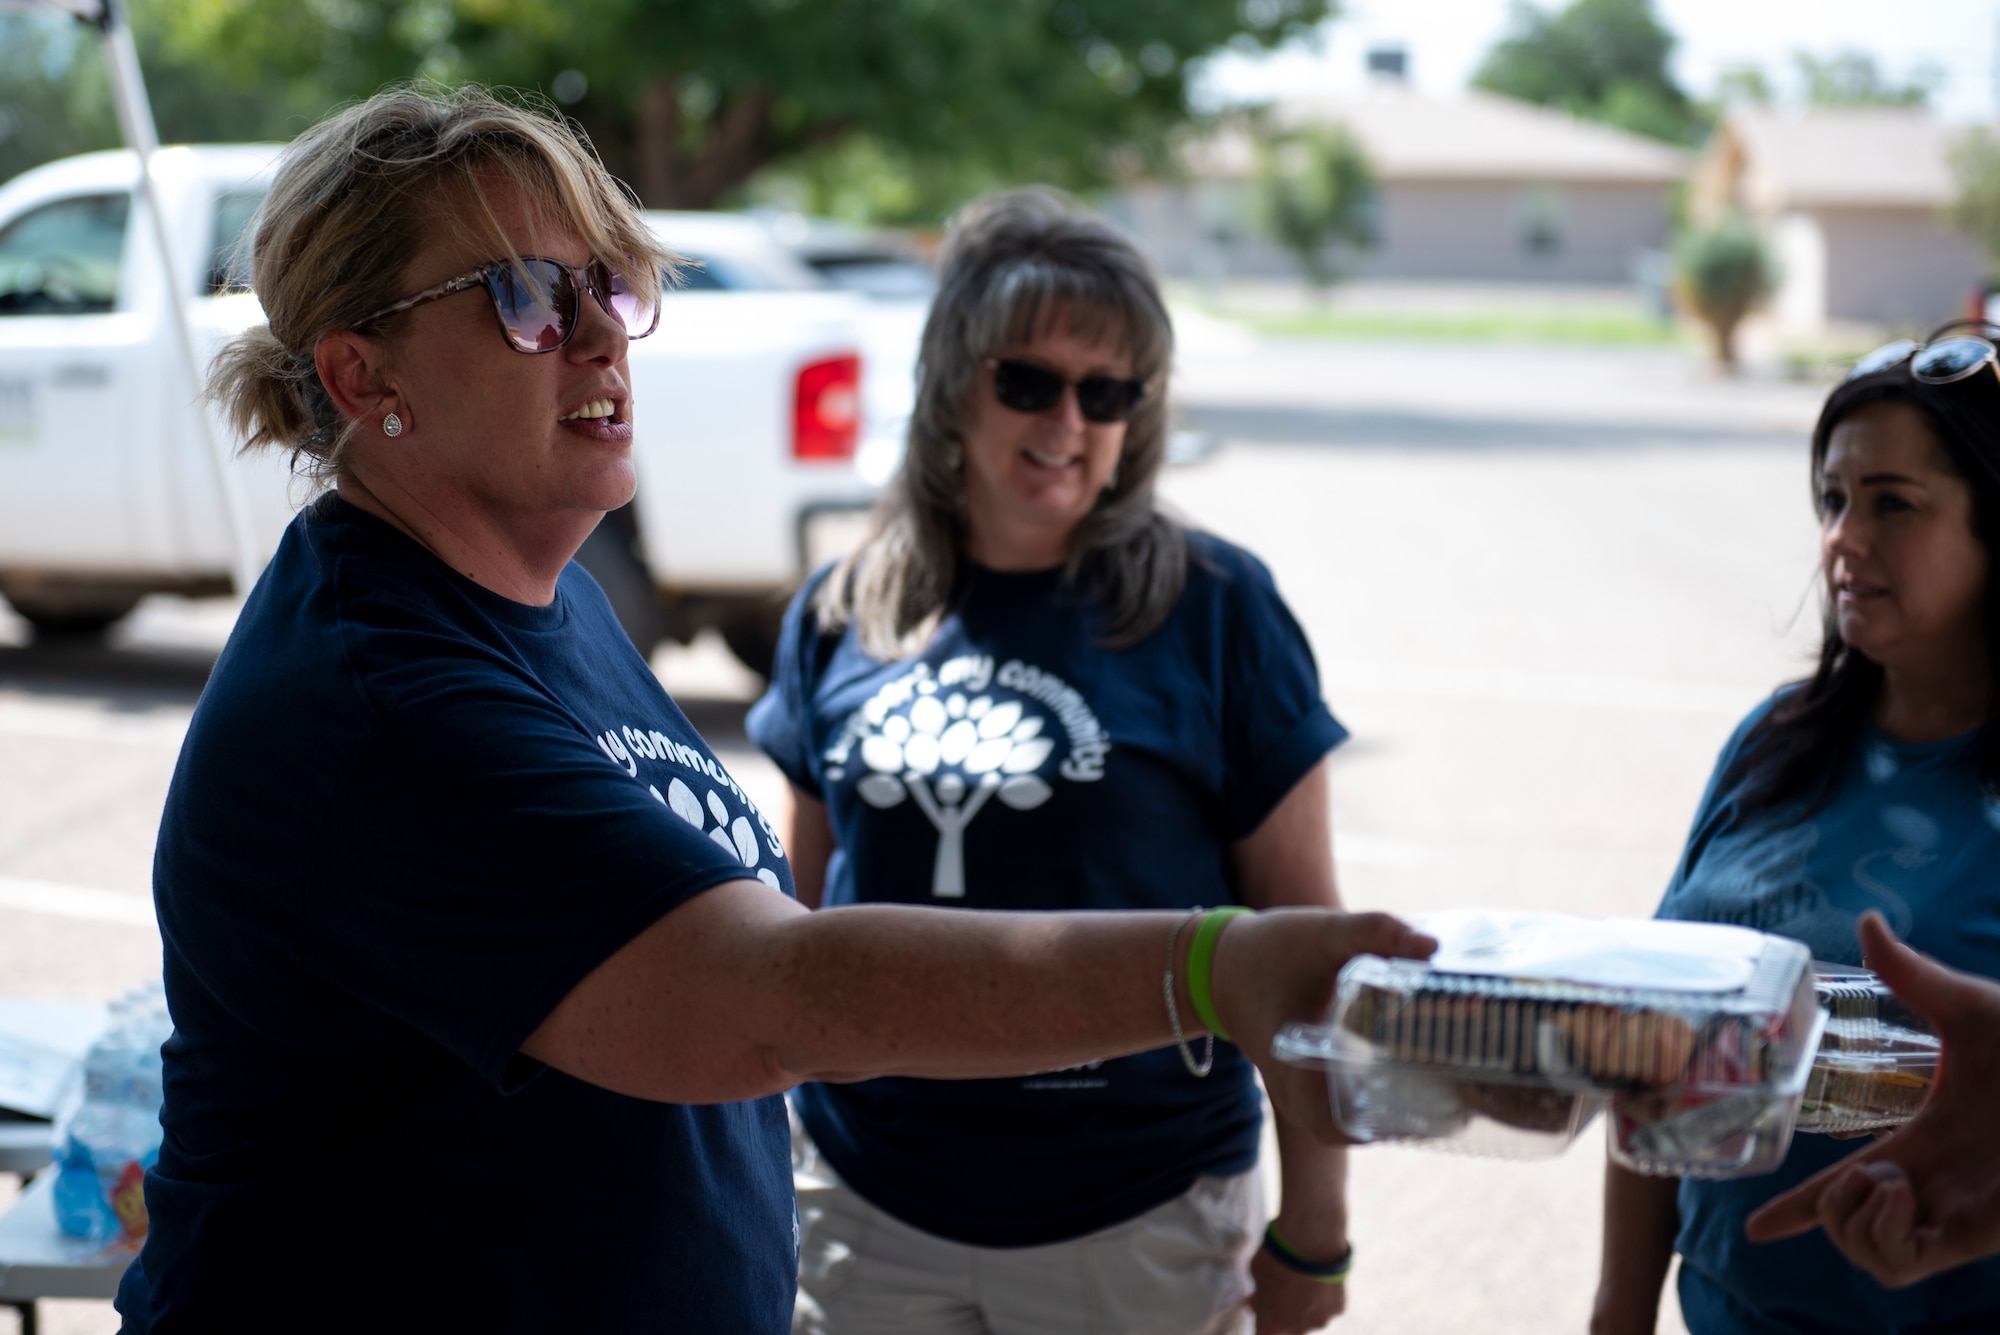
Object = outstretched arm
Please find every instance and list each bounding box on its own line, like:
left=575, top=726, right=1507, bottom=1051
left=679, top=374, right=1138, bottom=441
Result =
left=1745, top=911, right=2000, bottom=1288
left=523, top=874, right=1435, bottom=1127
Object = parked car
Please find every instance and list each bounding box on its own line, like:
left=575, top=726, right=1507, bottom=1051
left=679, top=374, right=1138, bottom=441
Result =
left=762, top=212, right=938, bottom=301
left=646, top=209, right=925, bottom=499
left=0, top=147, right=892, bottom=673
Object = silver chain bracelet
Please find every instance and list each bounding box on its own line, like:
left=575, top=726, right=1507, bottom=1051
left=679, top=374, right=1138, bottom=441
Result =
left=1163, top=906, right=1213, bottom=1077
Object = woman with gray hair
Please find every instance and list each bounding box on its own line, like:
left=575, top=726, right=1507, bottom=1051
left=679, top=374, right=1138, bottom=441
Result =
left=124, top=91, right=1424, bottom=1335
left=749, top=189, right=1360, bottom=1335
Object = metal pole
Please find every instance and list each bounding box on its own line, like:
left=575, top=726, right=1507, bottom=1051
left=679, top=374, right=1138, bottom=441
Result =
left=94, top=0, right=263, bottom=601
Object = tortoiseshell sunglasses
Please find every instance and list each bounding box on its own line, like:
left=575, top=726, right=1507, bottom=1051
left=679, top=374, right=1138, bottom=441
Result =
left=356, top=255, right=660, bottom=353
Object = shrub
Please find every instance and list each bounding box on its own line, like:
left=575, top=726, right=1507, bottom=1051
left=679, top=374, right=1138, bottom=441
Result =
left=1675, top=214, right=1774, bottom=369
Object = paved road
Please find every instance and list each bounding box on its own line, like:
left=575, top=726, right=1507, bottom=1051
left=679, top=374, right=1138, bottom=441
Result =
left=0, top=337, right=1833, bottom=1334
left=1163, top=341, right=1825, bottom=1335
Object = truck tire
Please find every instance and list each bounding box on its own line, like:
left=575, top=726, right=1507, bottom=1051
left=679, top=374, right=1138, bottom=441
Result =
left=2, top=587, right=143, bottom=641
left=720, top=604, right=787, bottom=680
left=573, top=505, right=665, bottom=656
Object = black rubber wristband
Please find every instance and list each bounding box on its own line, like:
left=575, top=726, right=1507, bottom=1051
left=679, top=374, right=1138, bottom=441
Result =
left=1261, top=1224, right=1354, bottom=1283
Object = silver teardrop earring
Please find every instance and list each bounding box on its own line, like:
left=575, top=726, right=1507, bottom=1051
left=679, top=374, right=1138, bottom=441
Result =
left=945, top=441, right=963, bottom=471
left=382, top=412, right=404, bottom=438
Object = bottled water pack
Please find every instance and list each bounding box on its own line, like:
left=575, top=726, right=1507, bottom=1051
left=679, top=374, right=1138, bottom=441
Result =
left=51, top=980, right=171, bottom=1245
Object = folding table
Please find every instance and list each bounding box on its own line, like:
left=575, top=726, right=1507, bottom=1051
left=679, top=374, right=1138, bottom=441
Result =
left=0, top=1173, right=132, bottom=1335
left=0, top=999, right=119, bottom=1335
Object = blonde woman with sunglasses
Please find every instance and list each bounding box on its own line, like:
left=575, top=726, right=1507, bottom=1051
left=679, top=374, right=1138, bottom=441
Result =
left=748, top=190, right=1362, bottom=1335
left=121, top=90, right=1430, bottom=1335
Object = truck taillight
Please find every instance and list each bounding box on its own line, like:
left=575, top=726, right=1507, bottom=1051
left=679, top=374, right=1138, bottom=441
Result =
left=793, top=353, right=862, bottom=461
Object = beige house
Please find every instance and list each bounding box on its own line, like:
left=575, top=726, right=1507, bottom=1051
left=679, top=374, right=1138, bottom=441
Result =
left=1690, top=109, right=1987, bottom=333
left=1105, top=86, right=1687, bottom=285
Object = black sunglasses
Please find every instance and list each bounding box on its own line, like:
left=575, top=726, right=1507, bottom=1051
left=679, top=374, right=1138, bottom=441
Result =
left=357, top=255, right=660, bottom=354
left=1847, top=322, right=2000, bottom=386
left=989, top=358, right=1145, bottom=424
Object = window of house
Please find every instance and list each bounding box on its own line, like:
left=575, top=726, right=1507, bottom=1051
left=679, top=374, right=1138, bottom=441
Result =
left=0, top=194, right=130, bottom=315
left=1519, top=187, right=1565, bottom=258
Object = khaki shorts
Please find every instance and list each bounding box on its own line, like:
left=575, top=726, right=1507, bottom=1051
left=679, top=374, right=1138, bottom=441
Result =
left=792, top=1127, right=1262, bottom=1335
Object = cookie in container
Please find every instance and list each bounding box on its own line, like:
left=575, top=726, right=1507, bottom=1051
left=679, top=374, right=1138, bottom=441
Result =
left=1273, top=909, right=1827, bottom=1178
left=1794, top=964, right=1940, bottom=1135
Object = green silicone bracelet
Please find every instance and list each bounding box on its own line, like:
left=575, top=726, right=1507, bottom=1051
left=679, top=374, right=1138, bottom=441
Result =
left=1187, top=907, right=1251, bottom=1040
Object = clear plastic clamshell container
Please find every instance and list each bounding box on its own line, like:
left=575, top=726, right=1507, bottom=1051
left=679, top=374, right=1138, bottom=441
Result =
left=1796, top=964, right=1939, bottom=1135
left=1273, top=910, right=1826, bottom=1178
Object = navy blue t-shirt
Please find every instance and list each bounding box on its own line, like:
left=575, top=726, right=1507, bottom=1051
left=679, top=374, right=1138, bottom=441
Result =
left=747, top=532, right=1344, bottom=1246
left=1658, top=696, right=2000, bottom=1334
left=119, top=496, right=797, bottom=1334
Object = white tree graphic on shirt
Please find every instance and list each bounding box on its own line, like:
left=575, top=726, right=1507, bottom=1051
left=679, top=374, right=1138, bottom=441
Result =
left=844, top=687, right=1056, bottom=898
left=656, top=776, right=783, bottom=891
left=595, top=721, right=786, bottom=891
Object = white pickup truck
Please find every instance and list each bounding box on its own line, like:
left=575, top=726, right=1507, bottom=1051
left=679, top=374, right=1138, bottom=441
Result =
left=0, top=145, right=909, bottom=671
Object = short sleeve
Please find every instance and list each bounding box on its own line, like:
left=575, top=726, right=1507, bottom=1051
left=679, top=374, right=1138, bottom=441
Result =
left=1212, top=545, right=1348, bottom=838
left=747, top=566, right=837, bottom=799
left=305, top=679, right=758, bottom=1093
left=1657, top=695, right=1781, bottom=920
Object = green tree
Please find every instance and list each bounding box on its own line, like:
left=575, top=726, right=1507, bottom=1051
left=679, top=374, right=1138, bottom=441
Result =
left=1947, top=127, right=2000, bottom=281
left=1711, top=64, right=1774, bottom=109
left=125, top=0, right=1332, bottom=216
left=1794, top=52, right=1939, bottom=109
left=1255, top=121, right=1375, bottom=290
left=1472, top=0, right=1703, bottom=145
left=0, top=7, right=355, bottom=189
left=0, top=15, right=118, bottom=187
left=1675, top=213, right=1773, bottom=370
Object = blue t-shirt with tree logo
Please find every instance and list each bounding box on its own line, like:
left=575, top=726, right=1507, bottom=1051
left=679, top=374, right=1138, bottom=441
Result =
left=748, top=531, right=1344, bottom=1246
left=122, top=496, right=797, bottom=1334
left=1658, top=696, right=2000, bottom=1334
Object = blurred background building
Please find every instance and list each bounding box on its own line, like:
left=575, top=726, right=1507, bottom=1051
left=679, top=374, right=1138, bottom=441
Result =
left=1690, top=108, right=1987, bottom=333
left=1109, top=79, right=1687, bottom=284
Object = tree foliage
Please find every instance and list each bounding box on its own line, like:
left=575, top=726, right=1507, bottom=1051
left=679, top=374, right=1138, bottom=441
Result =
left=0, top=16, right=118, bottom=188
left=0, top=8, right=354, bottom=189
left=41, top=0, right=1327, bottom=220
left=1710, top=64, right=1774, bottom=110
left=1471, top=0, right=1702, bottom=146
left=1674, top=213, right=1772, bottom=369
left=1793, top=52, right=1939, bottom=110
left=1254, top=122, right=1375, bottom=289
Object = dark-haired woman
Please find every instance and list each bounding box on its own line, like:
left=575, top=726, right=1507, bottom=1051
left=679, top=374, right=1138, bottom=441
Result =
left=1591, top=326, right=2000, bottom=1335
left=749, top=189, right=1356, bottom=1334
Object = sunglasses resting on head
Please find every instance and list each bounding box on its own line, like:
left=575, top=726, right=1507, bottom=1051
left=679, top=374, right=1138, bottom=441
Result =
left=357, top=255, right=660, bottom=354
left=1847, top=321, right=2000, bottom=386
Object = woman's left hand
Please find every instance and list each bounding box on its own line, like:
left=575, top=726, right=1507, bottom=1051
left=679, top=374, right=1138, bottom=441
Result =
left=1248, top=1243, right=1347, bottom=1333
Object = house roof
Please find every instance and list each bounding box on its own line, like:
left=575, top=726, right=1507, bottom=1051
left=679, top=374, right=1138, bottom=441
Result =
left=1718, top=109, right=1964, bottom=211
left=1185, top=87, right=1689, bottom=186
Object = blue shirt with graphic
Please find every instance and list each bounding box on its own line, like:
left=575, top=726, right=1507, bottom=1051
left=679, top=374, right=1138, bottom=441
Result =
left=748, top=532, right=1345, bottom=1246
left=1657, top=695, right=2000, bottom=1334
left=121, top=495, right=798, bottom=1334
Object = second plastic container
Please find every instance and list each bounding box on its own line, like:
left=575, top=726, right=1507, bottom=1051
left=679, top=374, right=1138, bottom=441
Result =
left=1795, top=964, right=1940, bottom=1136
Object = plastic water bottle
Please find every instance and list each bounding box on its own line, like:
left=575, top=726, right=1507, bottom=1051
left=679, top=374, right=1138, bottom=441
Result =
left=51, top=981, right=171, bottom=1245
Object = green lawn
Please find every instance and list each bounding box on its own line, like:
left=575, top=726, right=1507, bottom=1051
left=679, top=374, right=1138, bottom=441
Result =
left=1221, top=305, right=1693, bottom=347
